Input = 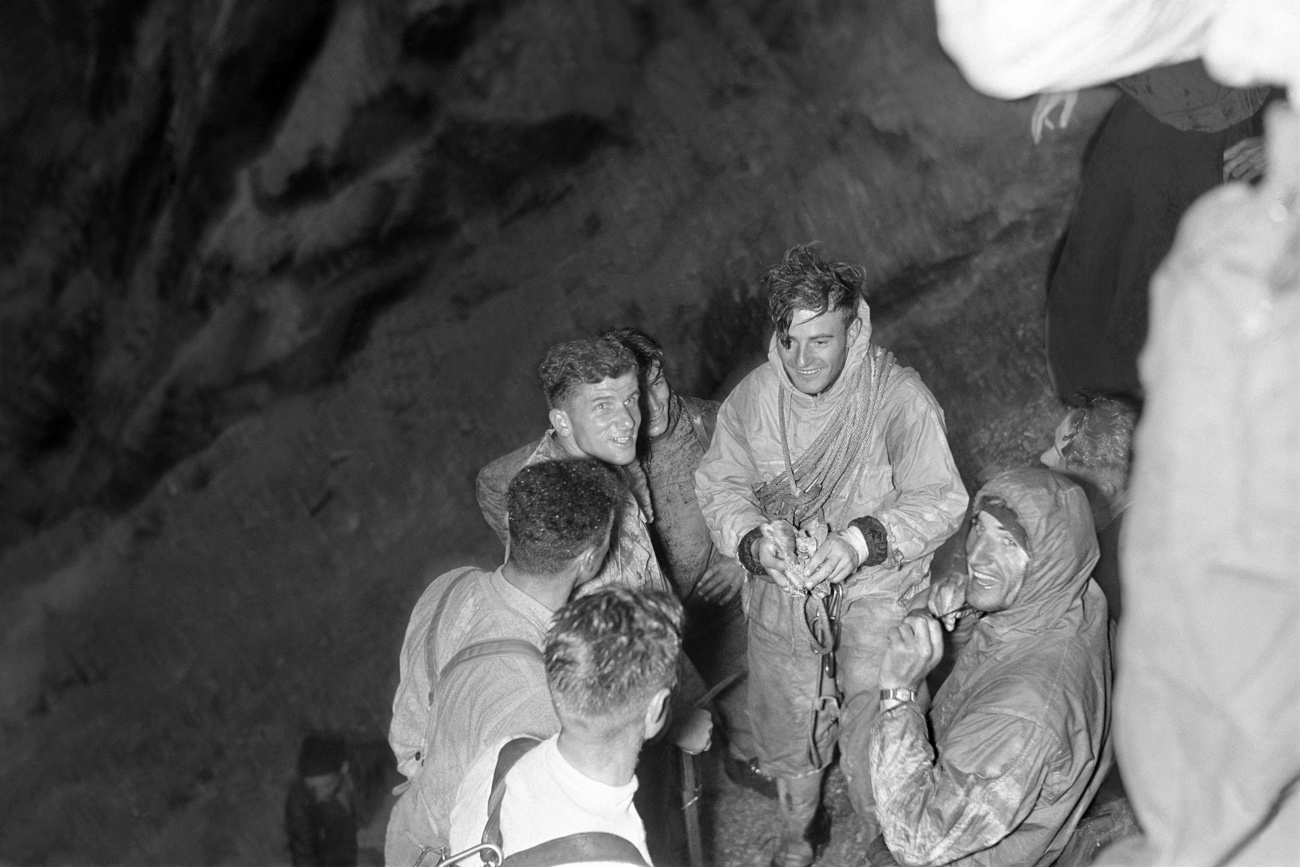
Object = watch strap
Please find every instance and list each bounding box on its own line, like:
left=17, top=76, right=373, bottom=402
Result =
left=880, top=687, right=916, bottom=703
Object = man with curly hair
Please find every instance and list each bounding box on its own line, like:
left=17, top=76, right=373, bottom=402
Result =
left=477, top=336, right=670, bottom=596
left=696, top=243, right=968, bottom=866
left=1040, top=391, right=1138, bottom=621
left=448, top=586, right=685, bottom=864
left=602, top=326, right=764, bottom=795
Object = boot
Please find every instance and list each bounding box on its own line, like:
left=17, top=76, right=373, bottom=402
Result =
left=769, top=773, right=826, bottom=867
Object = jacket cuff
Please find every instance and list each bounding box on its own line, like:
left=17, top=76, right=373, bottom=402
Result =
left=849, top=515, right=889, bottom=567
left=737, top=526, right=765, bottom=575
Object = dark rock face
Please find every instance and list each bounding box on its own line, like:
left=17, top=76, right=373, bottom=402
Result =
left=0, top=0, right=1104, bottom=862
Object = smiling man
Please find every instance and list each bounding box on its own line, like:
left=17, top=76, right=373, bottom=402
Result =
left=866, top=468, right=1112, bottom=867
left=695, top=243, right=967, bottom=866
left=477, top=336, right=670, bottom=595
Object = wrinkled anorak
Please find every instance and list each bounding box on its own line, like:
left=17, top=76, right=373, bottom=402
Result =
left=696, top=299, right=966, bottom=798
left=871, top=469, right=1112, bottom=867
left=695, top=300, right=968, bottom=601
left=384, top=568, right=558, bottom=865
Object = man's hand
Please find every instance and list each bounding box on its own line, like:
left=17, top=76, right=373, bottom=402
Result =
left=926, top=572, right=968, bottom=632
left=880, top=612, right=944, bottom=693
left=671, top=706, right=713, bottom=755
left=805, top=532, right=861, bottom=587
left=694, top=557, right=746, bottom=604
left=1224, top=137, right=1266, bottom=183
left=757, top=521, right=797, bottom=592
left=1031, top=90, right=1078, bottom=143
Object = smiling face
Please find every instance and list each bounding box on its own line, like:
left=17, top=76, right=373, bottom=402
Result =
left=552, top=372, right=641, bottom=466
left=964, top=510, right=1030, bottom=613
left=641, top=361, right=673, bottom=439
left=776, top=308, right=860, bottom=396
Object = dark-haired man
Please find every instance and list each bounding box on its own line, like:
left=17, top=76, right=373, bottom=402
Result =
left=603, top=326, right=764, bottom=792
left=696, top=243, right=967, bottom=865
left=867, top=469, right=1111, bottom=867
left=385, top=458, right=620, bottom=866
left=448, top=586, right=685, bottom=863
left=477, top=337, right=670, bottom=596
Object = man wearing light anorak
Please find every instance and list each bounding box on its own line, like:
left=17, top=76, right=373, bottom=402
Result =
left=695, top=243, right=967, bottom=866
left=868, top=468, right=1112, bottom=867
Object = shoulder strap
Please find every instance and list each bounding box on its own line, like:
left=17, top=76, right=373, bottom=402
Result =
left=423, top=568, right=484, bottom=704
left=502, top=833, right=650, bottom=867
left=479, top=739, right=649, bottom=867
left=481, top=737, right=543, bottom=857
left=440, top=638, right=544, bottom=680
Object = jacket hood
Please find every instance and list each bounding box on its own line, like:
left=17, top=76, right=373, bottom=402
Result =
left=766, top=299, right=874, bottom=403
left=973, top=468, right=1099, bottom=634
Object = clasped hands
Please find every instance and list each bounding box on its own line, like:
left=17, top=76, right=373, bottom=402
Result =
left=756, top=520, right=861, bottom=593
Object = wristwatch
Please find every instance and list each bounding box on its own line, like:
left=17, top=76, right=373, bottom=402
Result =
left=880, top=687, right=917, bottom=703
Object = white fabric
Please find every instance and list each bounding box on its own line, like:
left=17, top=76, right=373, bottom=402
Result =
left=448, top=735, right=651, bottom=864
left=934, top=0, right=1298, bottom=96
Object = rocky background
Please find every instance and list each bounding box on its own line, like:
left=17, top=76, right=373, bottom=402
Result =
left=0, top=0, right=1110, bottom=863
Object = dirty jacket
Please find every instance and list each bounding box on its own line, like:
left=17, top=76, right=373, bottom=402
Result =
left=643, top=393, right=721, bottom=597
left=384, top=567, right=559, bottom=865
left=476, top=433, right=670, bottom=596
left=871, top=469, right=1112, bottom=867
left=695, top=299, right=967, bottom=601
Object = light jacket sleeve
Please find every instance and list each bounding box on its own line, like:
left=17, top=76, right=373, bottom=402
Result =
left=870, top=703, right=1056, bottom=866
left=871, top=379, right=969, bottom=564
left=694, top=388, right=767, bottom=558
left=389, top=594, right=439, bottom=782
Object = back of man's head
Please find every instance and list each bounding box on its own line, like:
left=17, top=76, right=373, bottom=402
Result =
left=544, top=587, right=683, bottom=741
left=601, top=327, right=664, bottom=376
left=507, top=458, right=620, bottom=576
left=764, top=242, right=863, bottom=337
left=1061, top=391, right=1140, bottom=481
left=538, top=338, right=638, bottom=409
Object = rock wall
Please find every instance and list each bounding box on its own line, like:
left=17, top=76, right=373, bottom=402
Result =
left=0, top=0, right=1106, bottom=862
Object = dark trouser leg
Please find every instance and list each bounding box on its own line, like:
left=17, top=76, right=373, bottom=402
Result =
left=684, top=592, right=755, bottom=758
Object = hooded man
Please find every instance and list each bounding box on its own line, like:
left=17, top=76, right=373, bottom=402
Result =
left=695, top=243, right=968, bottom=866
left=867, top=468, right=1112, bottom=867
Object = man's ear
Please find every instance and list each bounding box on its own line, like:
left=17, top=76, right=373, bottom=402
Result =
left=847, top=316, right=862, bottom=342
left=549, top=407, right=571, bottom=438
left=576, top=541, right=602, bottom=579
left=644, top=687, right=671, bottom=741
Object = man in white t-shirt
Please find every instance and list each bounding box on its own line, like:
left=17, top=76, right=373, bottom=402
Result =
left=448, top=586, right=685, bottom=865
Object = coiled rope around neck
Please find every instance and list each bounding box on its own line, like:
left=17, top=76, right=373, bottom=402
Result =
left=757, top=345, right=897, bottom=530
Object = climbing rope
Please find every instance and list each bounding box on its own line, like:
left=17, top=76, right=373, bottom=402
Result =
left=757, top=345, right=898, bottom=530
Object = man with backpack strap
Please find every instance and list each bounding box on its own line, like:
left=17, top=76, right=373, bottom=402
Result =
left=448, top=586, right=686, bottom=865
left=385, top=459, right=622, bottom=867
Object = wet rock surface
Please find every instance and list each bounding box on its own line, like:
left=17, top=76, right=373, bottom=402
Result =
left=0, top=1, right=1107, bottom=862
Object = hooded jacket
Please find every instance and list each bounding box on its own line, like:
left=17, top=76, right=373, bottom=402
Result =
left=870, top=468, right=1112, bottom=867
left=695, top=300, right=967, bottom=600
